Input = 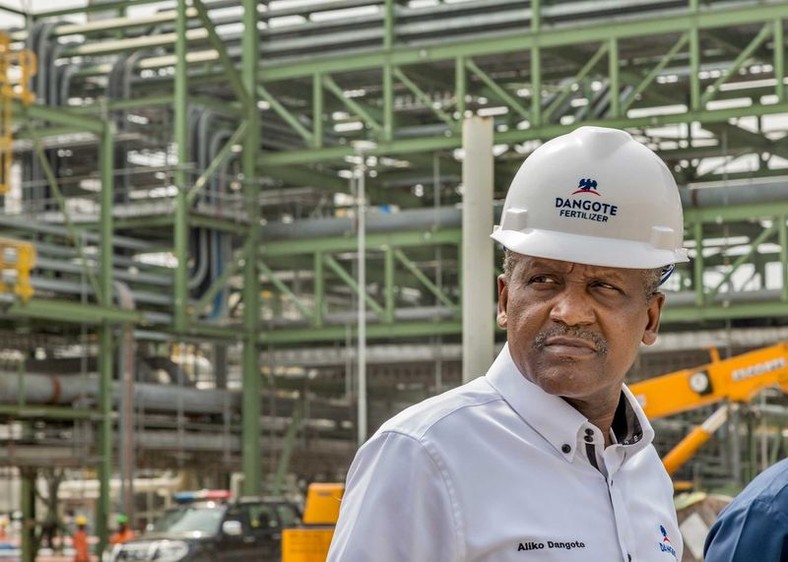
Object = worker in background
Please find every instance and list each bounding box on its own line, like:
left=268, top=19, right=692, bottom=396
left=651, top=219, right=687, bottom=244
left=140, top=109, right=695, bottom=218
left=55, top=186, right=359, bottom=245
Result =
left=72, top=516, right=90, bottom=562
left=328, top=126, right=687, bottom=561
left=108, top=514, right=134, bottom=546
left=703, top=457, right=788, bottom=561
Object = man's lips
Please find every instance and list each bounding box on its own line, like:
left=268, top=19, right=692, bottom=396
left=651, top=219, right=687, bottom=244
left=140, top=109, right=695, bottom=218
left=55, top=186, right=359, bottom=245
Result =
left=542, top=336, right=597, bottom=355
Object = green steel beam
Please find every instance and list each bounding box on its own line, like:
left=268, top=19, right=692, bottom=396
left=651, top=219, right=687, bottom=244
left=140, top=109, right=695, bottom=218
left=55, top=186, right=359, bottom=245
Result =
left=23, top=116, right=102, bottom=301
left=192, top=0, right=251, bottom=110
left=383, top=2, right=395, bottom=141
left=0, top=3, right=26, bottom=16
left=6, top=299, right=142, bottom=324
left=683, top=201, right=788, bottom=223
left=322, top=74, right=383, bottom=133
left=259, top=261, right=314, bottom=323
left=258, top=85, right=313, bottom=144
left=313, top=252, right=325, bottom=327
left=193, top=253, right=244, bottom=317
left=70, top=94, right=175, bottom=113
left=260, top=229, right=462, bottom=257
left=543, top=43, right=607, bottom=121
left=465, top=58, right=530, bottom=120
left=700, top=23, right=773, bottom=106
left=262, top=320, right=462, bottom=345
left=455, top=57, right=466, bottom=120
left=776, top=20, right=785, bottom=102
left=608, top=37, right=620, bottom=118
left=97, top=122, right=115, bottom=554
left=189, top=215, right=249, bottom=234
left=0, top=405, right=98, bottom=419
left=34, top=0, right=160, bottom=17
left=312, top=73, right=324, bottom=149
left=271, top=399, right=304, bottom=495
left=173, top=0, right=189, bottom=334
left=260, top=4, right=788, bottom=82
left=393, top=248, right=457, bottom=310
left=392, top=67, right=458, bottom=131
left=259, top=296, right=788, bottom=344
left=621, top=33, right=689, bottom=113
left=780, top=215, right=788, bottom=302
left=258, top=165, right=348, bottom=192
left=187, top=121, right=248, bottom=204
left=662, top=301, right=788, bottom=322
left=705, top=222, right=778, bottom=301
left=13, top=100, right=104, bottom=134
left=260, top=101, right=788, bottom=166
left=322, top=254, right=385, bottom=318
left=97, top=320, right=113, bottom=554
left=384, top=247, right=395, bottom=323
left=240, top=0, right=262, bottom=497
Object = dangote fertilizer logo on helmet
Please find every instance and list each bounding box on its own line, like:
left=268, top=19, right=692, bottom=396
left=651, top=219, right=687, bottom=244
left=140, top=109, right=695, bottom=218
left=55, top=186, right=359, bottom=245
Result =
left=572, top=177, right=599, bottom=195
left=555, top=178, right=619, bottom=223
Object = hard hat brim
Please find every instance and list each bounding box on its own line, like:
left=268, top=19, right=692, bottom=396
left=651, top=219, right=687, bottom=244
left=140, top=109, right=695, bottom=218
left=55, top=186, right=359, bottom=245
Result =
left=491, top=227, right=689, bottom=270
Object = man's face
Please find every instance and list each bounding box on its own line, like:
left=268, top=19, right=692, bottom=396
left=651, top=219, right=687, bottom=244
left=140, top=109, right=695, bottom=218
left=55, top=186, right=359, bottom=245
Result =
left=497, top=254, right=664, bottom=411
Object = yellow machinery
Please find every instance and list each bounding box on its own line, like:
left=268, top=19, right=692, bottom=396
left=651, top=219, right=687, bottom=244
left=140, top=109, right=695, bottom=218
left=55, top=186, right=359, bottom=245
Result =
left=282, top=482, right=344, bottom=562
left=630, top=342, right=788, bottom=476
left=0, top=31, right=37, bottom=194
left=0, top=34, right=37, bottom=302
left=0, top=237, right=36, bottom=302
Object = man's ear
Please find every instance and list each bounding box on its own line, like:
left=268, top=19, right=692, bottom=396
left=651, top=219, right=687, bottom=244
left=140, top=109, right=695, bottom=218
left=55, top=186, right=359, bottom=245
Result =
left=497, top=274, right=508, bottom=328
left=641, top=292, right=665, bottom=346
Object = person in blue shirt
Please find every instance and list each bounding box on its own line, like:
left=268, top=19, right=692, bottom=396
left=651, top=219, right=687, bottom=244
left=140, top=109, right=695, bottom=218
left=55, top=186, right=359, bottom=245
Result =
left=703, top=458, right=788, bottom=562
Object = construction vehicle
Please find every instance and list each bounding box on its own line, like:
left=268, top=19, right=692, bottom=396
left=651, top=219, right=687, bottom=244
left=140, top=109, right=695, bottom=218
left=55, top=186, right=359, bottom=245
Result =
left=281, top=482, right=343, bottom=562
left=629, top=341, right=788, bottom=476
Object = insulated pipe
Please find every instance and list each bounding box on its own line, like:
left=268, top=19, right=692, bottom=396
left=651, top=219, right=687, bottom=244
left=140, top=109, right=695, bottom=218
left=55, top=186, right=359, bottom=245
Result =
left=0, top=372, right=238, bottom=413
left=0, top=216, right=153, bottom=251
left=258, top=179, right=788, bottom=243
left=681, top=180, right=788, bottom=208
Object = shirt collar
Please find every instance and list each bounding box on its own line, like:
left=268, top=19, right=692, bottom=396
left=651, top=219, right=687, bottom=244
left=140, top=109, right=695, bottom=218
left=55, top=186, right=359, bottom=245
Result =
left=485, top=343, right=654, bottom=461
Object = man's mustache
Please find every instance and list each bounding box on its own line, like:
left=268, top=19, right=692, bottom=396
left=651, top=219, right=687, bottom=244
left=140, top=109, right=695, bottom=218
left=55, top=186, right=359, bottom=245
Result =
left=533, top=326, right=609, bottom=356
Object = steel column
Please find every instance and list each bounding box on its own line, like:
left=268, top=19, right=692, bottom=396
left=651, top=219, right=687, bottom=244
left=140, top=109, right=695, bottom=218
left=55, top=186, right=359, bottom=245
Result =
left=241, top=0, right=262, bottom=496
left=461, top=117, right=494, bottom=383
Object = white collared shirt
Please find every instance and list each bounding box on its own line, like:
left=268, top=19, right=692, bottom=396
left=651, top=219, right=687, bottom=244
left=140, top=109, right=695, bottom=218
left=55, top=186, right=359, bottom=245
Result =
left=328, top=344, right=683, bottom=561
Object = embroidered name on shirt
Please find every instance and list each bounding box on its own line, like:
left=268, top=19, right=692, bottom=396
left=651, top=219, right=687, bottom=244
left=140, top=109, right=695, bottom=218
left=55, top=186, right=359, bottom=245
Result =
left=518, top=540, right=586, bottom=552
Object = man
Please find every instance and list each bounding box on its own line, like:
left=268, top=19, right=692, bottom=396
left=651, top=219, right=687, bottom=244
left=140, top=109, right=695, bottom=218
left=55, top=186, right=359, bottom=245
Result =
left=72, top=516, right=90, bottom=562
left=328, top=126, right=687, bottom=561
left=703, top=458, right=788, bottom=561
left=108, top=515, right=134, bottom=546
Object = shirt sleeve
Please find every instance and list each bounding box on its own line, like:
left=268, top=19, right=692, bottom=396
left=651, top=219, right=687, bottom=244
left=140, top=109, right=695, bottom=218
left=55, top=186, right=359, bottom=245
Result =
left=327, top=430, right=461, bottom=562
left=703, top=498, right=788, bottom=562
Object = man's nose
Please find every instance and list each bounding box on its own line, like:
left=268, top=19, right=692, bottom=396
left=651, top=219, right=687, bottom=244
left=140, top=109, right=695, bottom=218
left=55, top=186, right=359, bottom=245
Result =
left=549, top=285, right=595, bottom=326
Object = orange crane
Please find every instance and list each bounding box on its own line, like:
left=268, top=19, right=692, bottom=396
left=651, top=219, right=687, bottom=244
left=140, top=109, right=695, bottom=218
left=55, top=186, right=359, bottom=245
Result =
left=629, top=342, right=788, bottom=476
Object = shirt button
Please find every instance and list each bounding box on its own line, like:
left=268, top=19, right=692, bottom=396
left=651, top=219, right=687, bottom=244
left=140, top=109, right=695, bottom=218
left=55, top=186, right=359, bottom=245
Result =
left=584, top=435, right=593, bottom=443
left=561, top=444, right=571, bottom=454
left=585, top=428, right=594, bottom=436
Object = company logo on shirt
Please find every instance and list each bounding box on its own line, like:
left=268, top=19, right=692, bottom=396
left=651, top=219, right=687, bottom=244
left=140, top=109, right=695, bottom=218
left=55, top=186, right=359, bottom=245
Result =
left=517, top=538, right=586, bottom=552
left=555, top=178, right=619, bottom=223
left=658, top=525, right=678, bottom=559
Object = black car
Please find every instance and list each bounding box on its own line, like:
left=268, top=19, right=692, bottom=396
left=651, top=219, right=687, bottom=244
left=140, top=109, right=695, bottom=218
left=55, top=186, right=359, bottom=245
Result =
left=111, top=495, right=302, bottom=562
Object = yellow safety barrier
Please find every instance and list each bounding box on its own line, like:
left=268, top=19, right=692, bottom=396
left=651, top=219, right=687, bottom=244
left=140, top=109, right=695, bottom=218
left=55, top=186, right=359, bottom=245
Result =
left=0, top=31, right=37, bottom=194
left=0, top=237, right=36, bottom=301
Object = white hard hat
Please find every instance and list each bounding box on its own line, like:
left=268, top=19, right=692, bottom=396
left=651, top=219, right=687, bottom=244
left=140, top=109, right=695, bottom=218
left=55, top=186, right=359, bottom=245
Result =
left=491, top=126, right=689, bottom=269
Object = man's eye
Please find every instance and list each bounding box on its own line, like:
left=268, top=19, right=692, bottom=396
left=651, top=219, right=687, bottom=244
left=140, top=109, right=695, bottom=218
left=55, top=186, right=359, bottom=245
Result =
left=593, top=281, right=621, bottom=292
left=529, top=275, right=557, bottom=285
